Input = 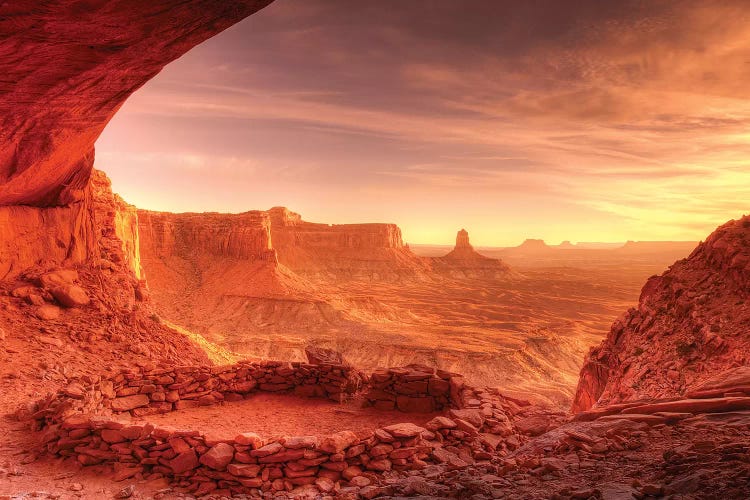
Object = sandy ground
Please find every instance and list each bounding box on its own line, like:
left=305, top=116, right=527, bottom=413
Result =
left=134, top=393, right=440, bottom=440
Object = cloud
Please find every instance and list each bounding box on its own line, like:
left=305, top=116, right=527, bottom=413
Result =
left=97, top=0, right=750, bottom=244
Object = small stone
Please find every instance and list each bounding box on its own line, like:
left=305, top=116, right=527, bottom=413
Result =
left=36, top=305, right=61, bottom=321
left=342, top=465, right=363, bottom=481
left=169, top=450, right=199, bottom=474
left=315, top=476, right=335, bottom=493
left=235, top=432, right=263, bottom=449
left=383, top=423, right=426, bottom=438
left=350, top=476, right=371, bottom=487
left=514, top=415, right=550, bottom=436
left=425, top=416, right=457, bottom=431
left=114, top=485, right=135, bottom=499
left=250, top=442, right=282, bottom=457
left=110, top=394, right=150, bottom=412
left=63, top=382, right=86, bottom=399
left=319, top=430, right=358, bottom=453
left=227, top=463, right=261, bottom=477
left=69, top=483, right=83, bottom=491
left=200, top=442, right=234, bottom=470
left=280, top=435, right=318, bottom=449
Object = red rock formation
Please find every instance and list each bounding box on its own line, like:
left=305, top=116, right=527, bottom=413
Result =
left=139, top=210, right=276, bottom=262
left=268, top=207, right=430, bottom=278
left=0, top=0, right=273, bottom=208
left=0, top=170, right=142, bottom=280
left=455, top=229, right=471, bottom=249
left=433, top=229, right=512, bottom=278
left=90, top=170, right=142, bottom=279
left=572, top=215, right=750, bottom=412
left=0, top=201, right=96, bottom=280
left=514, top=239, right=552, bottom=253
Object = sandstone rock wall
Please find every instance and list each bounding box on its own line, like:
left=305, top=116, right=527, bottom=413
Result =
left=572, top=215, right=750, bottom=412
left=269, top=207, right=406, bottom=251
left=90, top=170, right=142, bottom=279
left=267, top=207, right=432, bottom=279
left=138, top=210, right=275, bottom=262
left=0, top=170, right=143, bottom=280
left=0, top=202, right=96, bottom=280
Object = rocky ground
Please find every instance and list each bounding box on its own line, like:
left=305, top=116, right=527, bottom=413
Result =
left=1, top=265, right=749, bottom=499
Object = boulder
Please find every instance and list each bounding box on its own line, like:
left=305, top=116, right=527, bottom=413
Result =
left=39, top=270, right=78, bottom=289
left=50, top=284, right=89, bottom=308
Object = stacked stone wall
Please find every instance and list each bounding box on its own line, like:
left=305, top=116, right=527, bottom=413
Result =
left=365, top=365, right=464, bottom=413
left=27, top=361, right=521, bottom=497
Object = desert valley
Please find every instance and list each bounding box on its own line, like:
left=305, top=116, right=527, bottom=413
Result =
left=3, top=1, right=750, bottom=500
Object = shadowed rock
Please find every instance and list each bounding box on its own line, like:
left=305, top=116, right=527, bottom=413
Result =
left=0, top=0, right=274, bottom=207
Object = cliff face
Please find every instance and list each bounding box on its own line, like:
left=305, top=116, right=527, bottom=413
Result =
left=267, top=207, right=429, bottom=279
left=572, top=215, right=750, bottom=412
left=0, top=0, right=272, bottom=208
left=0, top=171, right=142, bottom=280
left=90, top=170, right=143, bottom=280
left=0, top=201, right=96, bottom=280
left=137, top=207, right=422, bottom=281
left=139, top=211, right=275, bottom=262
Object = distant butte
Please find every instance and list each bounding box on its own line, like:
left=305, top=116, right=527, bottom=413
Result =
left=443, top=229, right=485, bottom=260
left=516, top=238, right=551, bottom=251
left=435, top=229, right=512, bottom=278
left=455, top=228, right=471, bottom=249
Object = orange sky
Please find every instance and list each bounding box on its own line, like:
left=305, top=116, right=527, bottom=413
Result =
left=96, top=0, right=750, bottom=247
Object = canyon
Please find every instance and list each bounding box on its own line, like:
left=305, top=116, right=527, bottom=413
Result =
left=134, top=197, right=653, bottom=407
left=2, top=1, right=750, bottom=499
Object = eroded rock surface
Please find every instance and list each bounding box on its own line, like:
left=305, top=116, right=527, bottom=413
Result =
left=0, top=0, right=273, bottom=207
left=573, top=215, right=750, bottom=412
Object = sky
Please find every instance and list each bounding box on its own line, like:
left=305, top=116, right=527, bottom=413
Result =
left=97, top=0, right=750, bottom=247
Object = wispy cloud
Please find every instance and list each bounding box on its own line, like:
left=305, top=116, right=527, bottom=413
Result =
left=97, top=0, right=750, bottom=244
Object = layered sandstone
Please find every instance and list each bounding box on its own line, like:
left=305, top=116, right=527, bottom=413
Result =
left=139, top=211, right=275, bottom=262
left=0, top=170, right=142, bottom=280
left=268, top=207, right=431, bottom=279
left=572, top=215, right=750, bottom=412
left=0, top=0, right=272, bottom=208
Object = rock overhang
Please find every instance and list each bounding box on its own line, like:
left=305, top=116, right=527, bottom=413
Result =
left=0, top=0, right=274, bottom=207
